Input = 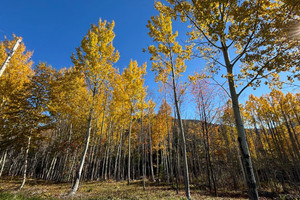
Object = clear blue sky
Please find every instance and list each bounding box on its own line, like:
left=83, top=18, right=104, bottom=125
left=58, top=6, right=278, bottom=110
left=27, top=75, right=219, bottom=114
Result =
left=1, top=0, right=298, bottom=119
left=0, top=0, right=155, bottom=70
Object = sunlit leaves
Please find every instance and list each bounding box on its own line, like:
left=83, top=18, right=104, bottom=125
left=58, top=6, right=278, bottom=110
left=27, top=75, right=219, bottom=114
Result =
left=0, top=36, right=35, bottom=149
left=71, top=19, right=119, bottom=95
left=147, top=12, right=192, bottom=87
left=157, top=0, right=299, bottom=91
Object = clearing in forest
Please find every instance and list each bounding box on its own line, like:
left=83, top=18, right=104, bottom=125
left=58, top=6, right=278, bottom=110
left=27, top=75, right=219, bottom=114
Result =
left=0, top=178, right=249, bottom=200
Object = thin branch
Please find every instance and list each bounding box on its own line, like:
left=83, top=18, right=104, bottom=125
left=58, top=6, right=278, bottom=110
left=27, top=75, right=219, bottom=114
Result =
left=237, top=71, right=261, bottom=97
left=227, top=40, right=235, bottom=49
left=175, top=0, right=222, bottom=50
left=280, top=80, right=300, bottom=88
left=237, top=52, right=281, bottom=97
left=211, top=77, right=231, bottom=98
left=231, top=32, right=254, bottom=66
left=210, top=56, right=226, bottom=68
left=231, top=14, right=260, bottom=66
left=193, top=54, right=226, bottom=68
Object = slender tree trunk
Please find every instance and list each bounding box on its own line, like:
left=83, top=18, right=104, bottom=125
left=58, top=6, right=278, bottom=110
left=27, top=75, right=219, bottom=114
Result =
left=127, top=113, right=133, bottom=185
left=117, top=128, right=123, bottom=181
left=132, top=152, right=135, bottom=180
left=156, top=148, right=159, bottom=182
left=122, top=147, right=126, bottom=180
left=18, top=136, right=31, bottom=190
left=170, top=63, right=191, bottom=199
left=166, top=111, right=174, bottom=187
left=137, top=140, right=141, bottom=179
left=163, top=140, right=169, bottom=182
left=101, top=146, right=107, bottom=179
left=97, top=94, right=107, bottom=179
left=32, top=152, right=38, bottom=184
left=107, top=136, right=113, bottom=180
left=143, top=143, right=147, bottom=183
left=148, top=120, right=155, bottom=182
left=68, top=149, right=77, bottom=182
left=202, top=122, right=212, bottom=192
left=62, top=123, right=73, bottom=181
left=282, top=114, right=300, bottom=160
left=141, top=112, right=146, bottom=190
left=90, top=130, right=99, bottom=180
left=176, top=126, right=180, bottom=195
left=46, top=155, right=57, bottom=180
left=68, top=108, right=93, bottom=196
left=104, top=120, right=112, bottom=180
left=114, top=128, right=123, bottom=180
left=221, top=127, right=239, bottom=190
left=204, top=121, right=217, bottom=196
left=0, top=149, right=7, bottom=177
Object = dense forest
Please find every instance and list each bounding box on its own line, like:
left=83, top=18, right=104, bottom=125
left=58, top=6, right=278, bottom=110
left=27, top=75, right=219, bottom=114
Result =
left=0, top=0, right=299, bottom=200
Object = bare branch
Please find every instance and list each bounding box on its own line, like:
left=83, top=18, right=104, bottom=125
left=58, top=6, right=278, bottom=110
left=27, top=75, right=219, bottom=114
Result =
left=211, top=77, right=231, bottom=98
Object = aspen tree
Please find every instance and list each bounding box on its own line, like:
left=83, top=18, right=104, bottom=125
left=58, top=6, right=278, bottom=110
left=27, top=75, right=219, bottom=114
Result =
left=147, top=99, right=156, bottom=182
left=113, top=60, right=147, bottom=185
left=147, top=13, right=193, bottom=199
left=68, top=19, right=119, bottom=195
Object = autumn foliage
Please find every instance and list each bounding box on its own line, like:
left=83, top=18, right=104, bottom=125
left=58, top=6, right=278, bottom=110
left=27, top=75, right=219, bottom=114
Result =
left=0, top=1, right=299, bottom=199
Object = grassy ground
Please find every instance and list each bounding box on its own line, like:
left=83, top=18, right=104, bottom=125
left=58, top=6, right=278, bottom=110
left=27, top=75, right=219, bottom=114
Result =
left=0, top=177, right=281, bottom=200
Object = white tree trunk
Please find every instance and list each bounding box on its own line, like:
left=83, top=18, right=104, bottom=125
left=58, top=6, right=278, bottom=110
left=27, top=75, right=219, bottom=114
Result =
left=227, top=68, right=258, bottom=200
left=127, top=114, right=133, bottom=185
left=0, top=39, right=22, bottom=77
left=0, top=149, right=7, bottom=177
left=18, top=136, right=31, bottom=190
left=68, top=109, right=93, bottom=196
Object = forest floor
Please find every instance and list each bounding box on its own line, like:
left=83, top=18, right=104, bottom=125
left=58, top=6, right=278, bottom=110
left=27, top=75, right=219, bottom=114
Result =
left=0, top=177, right=296, bottom=200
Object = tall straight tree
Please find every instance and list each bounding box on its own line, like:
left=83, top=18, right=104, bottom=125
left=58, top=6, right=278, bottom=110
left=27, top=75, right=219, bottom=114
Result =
left=155, top=1, right=299, bottom=199
left=146, top=99, right=156, bottom=182
left=147, top=13, right=193, bottom=199
left=68, top=19, right=119, bottom=195
left=115, top=60, right=147, bottom=185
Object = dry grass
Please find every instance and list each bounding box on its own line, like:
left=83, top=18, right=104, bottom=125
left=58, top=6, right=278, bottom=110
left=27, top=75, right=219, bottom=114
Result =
left=0, top=177, right=250, bottom=200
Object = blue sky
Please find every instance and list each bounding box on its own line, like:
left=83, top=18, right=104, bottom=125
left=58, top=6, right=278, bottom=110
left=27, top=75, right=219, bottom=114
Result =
left=0, top=0, right=155, bottom=69
left=1, top=0, right=298, bottom=119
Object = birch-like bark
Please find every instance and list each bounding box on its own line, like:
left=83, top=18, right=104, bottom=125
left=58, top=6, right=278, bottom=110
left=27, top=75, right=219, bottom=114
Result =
left=127, top=112, right=133, bottom=185
left=104, top=120, right=112, bottom=180
left=0, top=39, right=22, bottom=77
left=167, top=120, right=174, bottom=188
left=18, top=136, right=31, bottom=190
left=148, top=121, right=155, bottom=182
left=117, top=128, right=123, bottom=181
left=68, top=108, right=93, bottom=196
left=114, top=128, right=123, bottom=180
left=141, top=112, right=146, bottom=190
left=0, top=149, right=7, bottom=177
left=227, top=67, right=258, bottom=200
left=221, top=42, right=258, bottom=199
